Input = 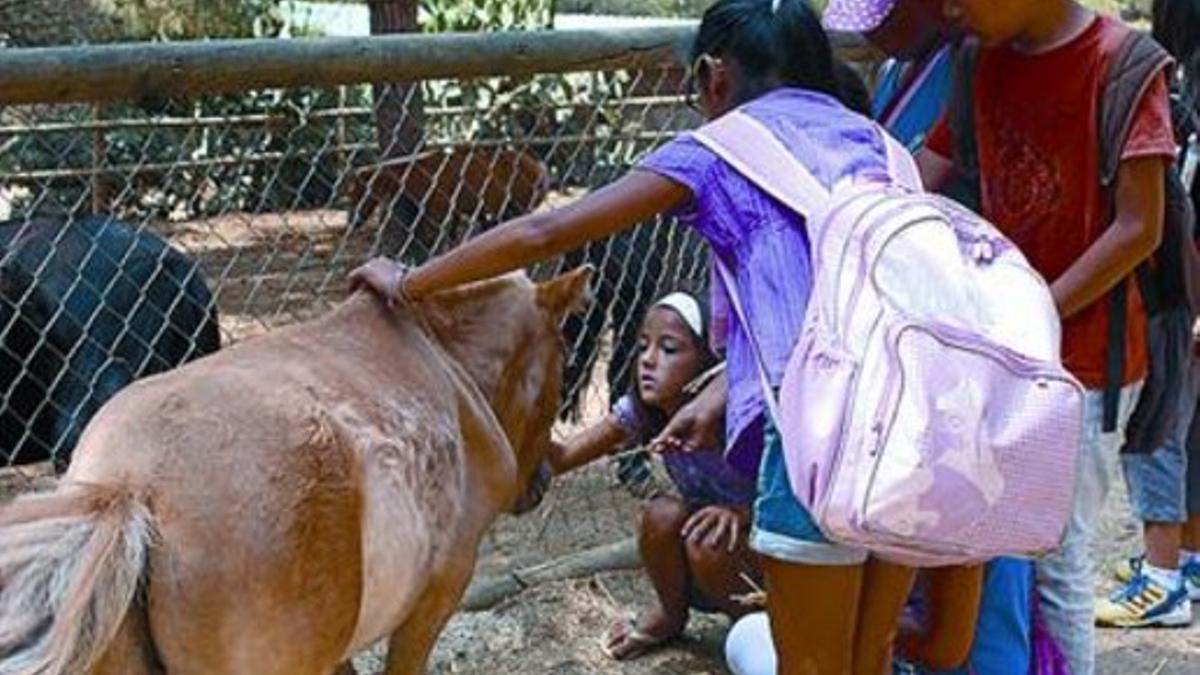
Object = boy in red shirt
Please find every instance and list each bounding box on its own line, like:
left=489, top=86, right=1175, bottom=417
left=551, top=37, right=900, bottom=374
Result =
left=920, top=1, right=1178, bottom=673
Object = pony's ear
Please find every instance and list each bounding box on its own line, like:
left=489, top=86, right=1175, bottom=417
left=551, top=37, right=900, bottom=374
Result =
left=537, top=266, right=592, bottom=319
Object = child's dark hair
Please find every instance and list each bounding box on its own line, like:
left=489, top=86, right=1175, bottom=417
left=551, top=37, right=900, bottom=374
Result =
left=1154, top=0, right=1200, bottom=100
left=626, top=286, right=721, bottom=445
left=834, top=60, right=872, bottom=116
left=692, top=0, right=845, bottom=107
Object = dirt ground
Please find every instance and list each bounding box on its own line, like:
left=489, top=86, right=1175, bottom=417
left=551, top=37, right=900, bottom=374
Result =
left=1, top=209, right=1197, bottom=673
left=4, top=451, right=1196, bottom=675
left=342, top=466, right=1200, bottom=675
left=161, top=208, right=373, bottom=343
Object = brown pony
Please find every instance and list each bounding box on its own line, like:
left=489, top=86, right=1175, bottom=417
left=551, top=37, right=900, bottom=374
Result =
left=0, top=267, right=590, bottom=675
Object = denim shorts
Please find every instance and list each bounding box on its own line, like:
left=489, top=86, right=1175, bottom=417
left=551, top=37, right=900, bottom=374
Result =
left=1123, top=361, right=1200, bottom=522
left=750, top=419, right=868, bottom=565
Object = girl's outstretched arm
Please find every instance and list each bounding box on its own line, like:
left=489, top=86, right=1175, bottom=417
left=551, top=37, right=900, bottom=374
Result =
left=401, top=171, right=688, bottom=298
left=548, top=415, right=630, bottom=476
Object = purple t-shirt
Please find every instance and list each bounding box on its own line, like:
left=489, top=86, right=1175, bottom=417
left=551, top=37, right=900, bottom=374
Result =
left=638, top=88, right=890, bottom=475
left=612, top=394, right=755, bottom=507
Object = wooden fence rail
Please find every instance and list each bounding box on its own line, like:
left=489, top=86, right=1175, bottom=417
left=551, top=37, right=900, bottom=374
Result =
left=0, top=27, right=875, bottom=105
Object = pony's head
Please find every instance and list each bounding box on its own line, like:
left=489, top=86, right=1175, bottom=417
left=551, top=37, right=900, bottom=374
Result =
left=421, top=267, right=591, bottom=514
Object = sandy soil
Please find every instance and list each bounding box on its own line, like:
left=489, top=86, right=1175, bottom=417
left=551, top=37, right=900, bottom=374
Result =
left=346, top=471, right=1200, bottom=675
left=4, top=452, right=1195, bottom=675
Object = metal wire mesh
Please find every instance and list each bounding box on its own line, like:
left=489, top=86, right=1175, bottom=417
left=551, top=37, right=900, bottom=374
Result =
left=0, top=34, right=716, bottom=576
left=0, top=29, right=879, bottom=587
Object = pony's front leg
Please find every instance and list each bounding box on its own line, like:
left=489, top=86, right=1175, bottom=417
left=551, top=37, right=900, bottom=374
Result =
left=333, top=663, right=358, bottom=675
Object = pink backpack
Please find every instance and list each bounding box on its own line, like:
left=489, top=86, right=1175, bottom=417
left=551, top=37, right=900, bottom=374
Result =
left=694, top=111, right=1086, bottom=567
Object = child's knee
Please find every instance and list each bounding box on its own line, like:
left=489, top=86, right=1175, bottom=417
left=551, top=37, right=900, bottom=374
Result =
left=638, top=498, right=687, bottom=539
left=685, top=537, right=731, bottom=574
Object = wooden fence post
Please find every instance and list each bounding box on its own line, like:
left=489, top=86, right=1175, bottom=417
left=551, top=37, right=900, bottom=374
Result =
left=368, top=0, right=424, bottom=256
left=90, top=103, right=113, bottom=215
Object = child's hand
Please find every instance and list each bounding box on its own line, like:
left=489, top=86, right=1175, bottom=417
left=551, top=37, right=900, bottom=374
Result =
left=652, top=382, right=724, bottom=454
left=348, top=257, right=410, bottom=308
left=681, top=505, right=744, bottom=553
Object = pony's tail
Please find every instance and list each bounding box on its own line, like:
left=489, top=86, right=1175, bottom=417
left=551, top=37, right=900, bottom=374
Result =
left=0, top=485, right=155, bottom=675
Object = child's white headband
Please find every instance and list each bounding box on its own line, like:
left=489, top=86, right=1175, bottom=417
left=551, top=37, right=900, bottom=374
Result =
left=654, top=292, right=704, bottom=339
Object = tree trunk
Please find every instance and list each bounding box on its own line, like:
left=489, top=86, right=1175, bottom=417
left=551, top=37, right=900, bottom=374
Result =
left=367, top=0, right=424, bottom=257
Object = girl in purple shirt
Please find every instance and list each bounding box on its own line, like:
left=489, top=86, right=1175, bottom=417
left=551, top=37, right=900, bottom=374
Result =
left=351, top=0, right=917, bottom=670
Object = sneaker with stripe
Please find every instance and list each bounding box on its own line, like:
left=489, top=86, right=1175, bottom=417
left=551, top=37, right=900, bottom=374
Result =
left=1184, top=557, right=1200, bottom=601
left=1095, top=573, right=1193, bottom=628
left=1114, top=553, right=1200, bottom=600
left=1113, top=553, right=1143, bottom=584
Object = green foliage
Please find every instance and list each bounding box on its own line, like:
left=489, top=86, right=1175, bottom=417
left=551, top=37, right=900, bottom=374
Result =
left=92, top=0, right=289, bottom=41
left=420, top=0, right=554, bottom=33
left=3, top=85, right=376, bottom=220
left=7, top=0, right=682, bottom=221
left=0, top=1, right=294, bottom=45
left=555, top=0, right=710, bottom=17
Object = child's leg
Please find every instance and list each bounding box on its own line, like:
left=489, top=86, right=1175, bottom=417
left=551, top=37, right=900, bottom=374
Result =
left=684, top=521, right=760, bottom=618
left=851, top=558, right=917, bottom=675
left=753, top=418, right=868, bottom=674
left=1038, top=386, right=1136, bottom=675
left=1185, top=517, right=1200, bottom=552
left=1186, top=390, right=1200, bottom=555
left=1144, top=522, right=1184, bottom=567
left=605, top=496, right=691, bottom=659
left=1121, top=445, right=1185, bottom=572
left=1102, top=358, right=1200, bottom=625
left=763, top=556, right=863, bottom=675
left=1121, top=357, right=1193, bottom=572
left=898, top=564, right=984, bottom=672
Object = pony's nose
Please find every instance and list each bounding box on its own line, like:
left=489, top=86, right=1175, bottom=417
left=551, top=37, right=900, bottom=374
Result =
left=512, top=461, right=552, bottom=515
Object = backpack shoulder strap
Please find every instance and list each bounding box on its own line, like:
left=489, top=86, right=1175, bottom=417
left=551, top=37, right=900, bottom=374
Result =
left=692, top=112, right=801, bottom=424
left=880, top=123, right=923, bottom=189
left=1097, top=30, right=1174, bottom=432
left=1099, top=30, right=1174, bottom=187
left=693, top=110, right=921, bottom=205
left=949, top=38, right=981, bottom=180
left=691, top=111, right=829, bottom=219
left=692, top=112, right=837, bottom=427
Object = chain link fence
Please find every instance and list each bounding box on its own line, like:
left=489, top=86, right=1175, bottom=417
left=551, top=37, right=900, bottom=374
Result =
left=0, top=27, right=877, bottom=580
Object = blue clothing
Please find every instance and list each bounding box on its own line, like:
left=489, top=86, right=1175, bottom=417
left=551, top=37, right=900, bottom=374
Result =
left=872, top=45, right=955, bottom=153
left=901, top=559, right=1035, bottom=675
left=751, top=418, right=866, bottom=565
left=948, top=559, right=1035, bottom=675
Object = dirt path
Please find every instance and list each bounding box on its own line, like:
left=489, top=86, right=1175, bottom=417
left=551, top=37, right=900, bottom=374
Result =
left=5, top=409, right=1196, bottom=675
left=350, top=467, right=1200, bottom=675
